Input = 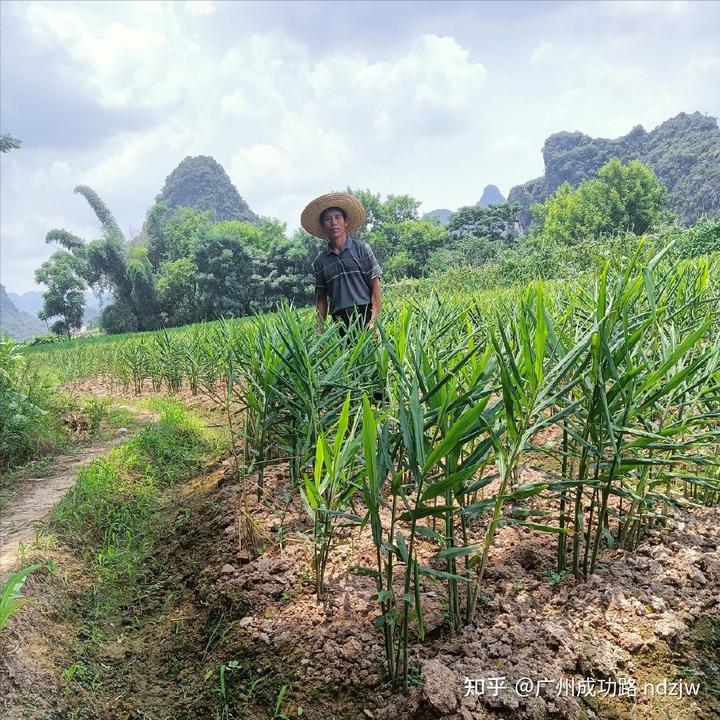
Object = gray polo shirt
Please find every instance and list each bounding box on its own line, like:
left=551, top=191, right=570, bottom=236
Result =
left=312, top=236, right=382, bottom=314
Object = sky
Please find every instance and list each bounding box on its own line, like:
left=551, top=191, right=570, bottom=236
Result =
left=1, top=0, right=719, bottom=294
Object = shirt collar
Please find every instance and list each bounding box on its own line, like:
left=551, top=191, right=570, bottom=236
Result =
left=326, top=235, right=354, bottom=255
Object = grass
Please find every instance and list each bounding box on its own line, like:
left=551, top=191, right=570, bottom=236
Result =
left=50, top=399, right=220, bottom=613
left=0, top=393, right=127, bottom=511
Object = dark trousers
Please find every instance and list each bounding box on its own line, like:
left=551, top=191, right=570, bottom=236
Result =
left=332, top=304, right=372, bottom=337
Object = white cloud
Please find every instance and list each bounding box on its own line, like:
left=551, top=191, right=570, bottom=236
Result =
left=2, top=1, right=719, bottom=292
left=24, top=1, right=202, bottom=109
left=530, top=41, right=555, bottom=66
left=185, top=1, right=216, bottom=16
left=308, top=35, right=487, bottom=138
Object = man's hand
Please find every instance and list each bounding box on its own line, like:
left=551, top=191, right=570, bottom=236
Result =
left=316, top=295, right=328, bottom=335
left=369, top=277, right=382, bottom=331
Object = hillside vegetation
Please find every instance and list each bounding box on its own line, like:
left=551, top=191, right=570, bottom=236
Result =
left=155, top=155, right=259, bottom=224
left=509, top=112, right=720, bottom=227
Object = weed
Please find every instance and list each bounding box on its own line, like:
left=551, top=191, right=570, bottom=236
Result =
left=543, top=569, right=569, bottom=587
left=407, top=664, right=423, bottom=687
left=0, top=563, right=42, bottom=631
left=273, top=684, right=303, bottom=719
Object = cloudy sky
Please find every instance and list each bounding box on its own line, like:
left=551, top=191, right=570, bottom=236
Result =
left=1, top=0, right=719, bottom=294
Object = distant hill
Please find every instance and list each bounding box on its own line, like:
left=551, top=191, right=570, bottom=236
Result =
left=424, top=185, right=507, bottom=225
left=0, top=284, right=47, bottom=341
left=424, top=208, right=453, bottom=225
left=155, top=155, right=259, bottom=223
left=477, top=184, right=506, bottom=208
left=508, top=111, right=720, bottom=228
left=9, top=289, right=109, bottom=329
left=7, top=290, right=44, bottom=317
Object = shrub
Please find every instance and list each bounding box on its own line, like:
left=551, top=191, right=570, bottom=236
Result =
left=100, top=301, right=139, bottom=334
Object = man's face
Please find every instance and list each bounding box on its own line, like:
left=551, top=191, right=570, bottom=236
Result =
left=321, top=208, right=348, bottom=241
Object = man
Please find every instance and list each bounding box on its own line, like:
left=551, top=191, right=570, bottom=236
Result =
left=301, top=192, right=382, bottom=334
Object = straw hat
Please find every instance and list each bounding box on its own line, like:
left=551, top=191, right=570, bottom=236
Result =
left=301, top=192, right=366, bottom=239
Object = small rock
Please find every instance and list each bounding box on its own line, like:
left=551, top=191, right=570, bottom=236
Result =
left=238, top=616, right=254, bottom=628
left=116, top=427, right=128, bottom=435
left=579, top=637, right=625, bottom=678
left=655, top=613, right=687, bottom=641
left=619, top=632, right=643, bottom=653
left=221, top=564, right=236, bottom=575
left=421, top=659, right=459, bottom=715
left=487, top=642, right=512, bottom=658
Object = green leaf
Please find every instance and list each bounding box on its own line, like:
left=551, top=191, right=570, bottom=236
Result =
left=434, top=544, right=482, bottom=560
left=417, top=566, right=471, bottom=583
left=396, top=531, right=409, bottom=563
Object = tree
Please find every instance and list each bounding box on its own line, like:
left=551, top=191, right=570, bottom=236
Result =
left=157, top=257, right=199, bottom=326
left=447, top=203, right=522, bottom=243
left=34, top=251, right=86, bottom=339
left=43, top=185, right=162, bottom=333
left=0, top=133, right=22, bottom=153
left=99, top=301, right=138, bottom=335
left=532, top=159, right=666, bottom=246
left=244, top=222, right=322, bottom=311
left=127, top=247, right=159, bottom=330
left=145, top=204, right=211, bottom=270
left=348, top=188, right=432, bottom=270
left=193, top=222, right=255, bottom=318
left=73, top=185, right=124, bottom=240
left=597, top=158, right=666, bottom=234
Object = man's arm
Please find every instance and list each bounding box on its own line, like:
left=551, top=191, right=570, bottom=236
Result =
left=316, top=293, right=328, bottom=333
left=313, top=258, right=328, bottom=333
left=368, top=277, right=381, bottom=327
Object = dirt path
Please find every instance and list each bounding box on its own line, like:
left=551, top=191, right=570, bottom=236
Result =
left=0, top=407, right=156, bottom=578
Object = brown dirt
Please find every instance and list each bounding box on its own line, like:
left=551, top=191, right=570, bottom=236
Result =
left=2, top=448, right=718, bottom=720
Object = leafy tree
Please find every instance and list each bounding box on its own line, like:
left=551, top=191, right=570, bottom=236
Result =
left=127, top=247, right=159, bottom=330
left=45, top=229, right=84, bottom=252
left=383, top=250, right=415, bottom=281
left=73, top=185, right=124, bottom=239
left=393, top=220, right=446, bottom=279
left=146, top=204, right=211, bottom=270
left=157, top=257, right=199, bottom=326
left=193, top=222, right=255, bottom=318
left=245, top=222, right=321, bottom=310
left=596, top=158, right=666, bottom=234
left=34, top=251, right=86, bottom=339
left=533, top=159, right=666, bottom=246
left=447, top=203, right=521, bottom=243
left=99, top=301, right=138, bottom=335
left=0, top=133, right=22, bottom=153
left=348, top=189, right=438, bottom=273
left=43, top=185, right=161, bottom=333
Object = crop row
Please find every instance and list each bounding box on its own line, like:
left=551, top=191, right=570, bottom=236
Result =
left=29, top=247, right=720, bottom=687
